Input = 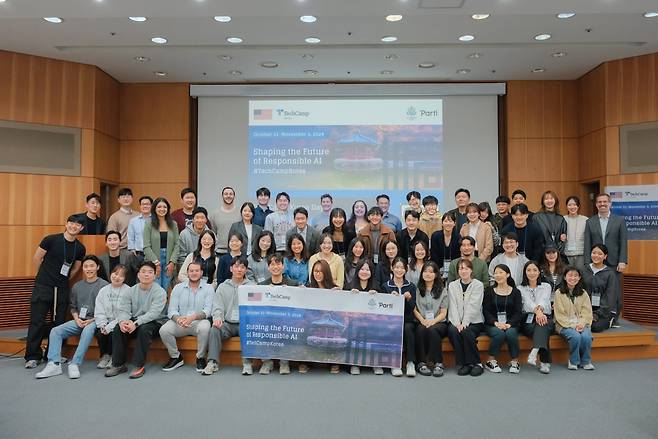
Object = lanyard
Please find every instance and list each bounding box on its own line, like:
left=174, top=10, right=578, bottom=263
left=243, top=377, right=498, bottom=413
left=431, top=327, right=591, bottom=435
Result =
left=494, top=289, right=510, bottom=315
left=63, top=238, right=77, bottom=265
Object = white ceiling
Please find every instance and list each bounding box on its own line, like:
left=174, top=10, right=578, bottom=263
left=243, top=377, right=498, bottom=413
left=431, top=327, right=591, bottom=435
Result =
left=1, top=0, right=657, bottom=83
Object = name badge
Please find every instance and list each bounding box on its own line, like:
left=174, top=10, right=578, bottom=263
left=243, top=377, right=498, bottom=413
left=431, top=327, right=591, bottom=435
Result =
left=60, top=262, right=71, bottom=277
left=497, top=312, right=507, bottom=324
left=442, top=260, right=450, bottom=279
left=373, top=254, right=379, bottom=265
left=526, top=313, right=534, bottom=324
left=425, top=312, right=434, bottom=320
left=591, top=292, right=601, bottom=307
left=230, top=309, right=239, bottom=322
left=550, top=291, right=556, bottom=303
left=79, top=307, right=88, bottom=319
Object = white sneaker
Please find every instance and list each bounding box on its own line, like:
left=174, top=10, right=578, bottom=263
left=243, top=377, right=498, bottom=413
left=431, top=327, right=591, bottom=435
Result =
left=406, top=361, right=416, bottom=377
left=259, top=360, right=273, bottom=375
left=391, top=368, right=403, bottom=377
left=583, top=363, right=595, bottom=371
left=202, top=361, right=219, bottom=376
left=25, top=360, right=39, bottom=369
left=485, top=360, right=502, bottom=373
left=567, top=361, right=578, bottom=370
left=242, top=362, right=253, bottom=376
left=527, top=349, right=538, bottom=367
left=279, top=360, right=290, bottom=375
left=373, top=367, right=384, bottom=375
left=350, top=366, right=360, bottom=375
left=68, top=364, right=81, bottom=379
left=97, top=354, right=112, bottom=369
left=35, top=362, right=62, bottom=379
left=509, top=361, right=520, bottom=374
left=539, top=363, right=551, bottom=374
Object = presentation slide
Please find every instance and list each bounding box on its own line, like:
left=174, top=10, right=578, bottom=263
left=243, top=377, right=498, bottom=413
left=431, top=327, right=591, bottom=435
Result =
left=248, top=99, right=443, bottom=213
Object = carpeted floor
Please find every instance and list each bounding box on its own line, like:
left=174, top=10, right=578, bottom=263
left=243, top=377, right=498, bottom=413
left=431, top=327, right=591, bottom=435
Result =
left=1, top=356, right=657, bottom=439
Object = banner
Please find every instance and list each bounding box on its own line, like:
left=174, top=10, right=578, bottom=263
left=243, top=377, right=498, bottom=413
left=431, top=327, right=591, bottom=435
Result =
left=606, top=184, right=658, bottom=240
left=238, top=285, right=404, bottom=368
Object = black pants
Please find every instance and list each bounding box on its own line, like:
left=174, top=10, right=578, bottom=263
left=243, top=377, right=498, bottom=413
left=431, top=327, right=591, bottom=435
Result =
left=591, top=316, right=612, bottom=333
left=416, top=322, right=448, bottom=364
left=448, top=323, right=483, bottom=366
left=24, top=284, right=68, bottom=361
left=521, top=316, right=553, bottom=363
left=111, top=321, right=161, bottom=368
left=403, top=321, right=416, bottom=363
left=95, top=328, right=112, bottom=356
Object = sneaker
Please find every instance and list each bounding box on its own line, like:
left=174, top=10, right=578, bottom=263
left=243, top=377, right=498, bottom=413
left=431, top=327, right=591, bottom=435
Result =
left=583, top=363, right=596, bottom=371
left=259, top=360, right=273, bottom=375
left=60, top=357, right=68, bottom=365
left=391, top=368, right=403, bottom=377
left=527, top=350, right=538, bottom=367
left=350, top=366, right=360, bottom=375
left=97, top=354, right=112, bottom=369
left=129, top=366, right=145, bottom=379
left=457, top=365, right=472, bottom=376
left=470, top=364, right=484, bottom=377
left=432, top=364, right=445, bottom=377
left=539, top=363, right=551, bottom=374
left=279, top=361, right=291, bottom=375
left=25, top=359, right=39, bottom=369
left=298, top=363, right=309, bottom=374
left=35, top=362, right=62, bottom=379
left=485, top=360, right=502, bottom=373
left=330, top=364, right=340, bottom=374
left=162, top=356, right=184, bottom=372
left=417, top=363, right=432, bottom=376
left=196, top=357, right=207, bottom=373
left=68, top=363, right=81, bottom=379
left=406, top=361, right=416, bottom=377
left=105, top=364, right=127, bottom=377
left=567, top=361, right=578, bottom=370
left=373, top=367, right=384, bottom=375
left=509, top=361, right=520, bottom=374
left=242, top=362, right=253, bottom=376
left=202, top=360, right=219, bottom=376
left=611, top=316, right=621, bottom=328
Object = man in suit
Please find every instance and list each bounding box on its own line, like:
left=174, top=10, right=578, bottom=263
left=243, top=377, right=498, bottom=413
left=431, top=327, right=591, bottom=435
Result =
left=285, top=207, right=321, bottom=254
left=584, top=193, right=628, bottom=327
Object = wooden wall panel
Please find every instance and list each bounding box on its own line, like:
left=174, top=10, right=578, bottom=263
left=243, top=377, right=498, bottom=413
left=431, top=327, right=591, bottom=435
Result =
left=93, top=130, right=121, bottom=183
left=93, top=68, right=120, bottom=139
left=579, top=128, right=607, bottom=181
left=0, top=50, right=95, bottom=129
left=506, top=181, right=584, bottom=212
left=119, top=83, right=189, bottom=140
left=0, top=226, right=62, bottom=277
left=578, top=64, right=606, bottom=136
left=606, top=54, right=658, bottom=127
left=120, top=183, right=189, bottom=208
left=119, top=140, right=189, bottom=183
left=507, top=138, right=579, bottom=182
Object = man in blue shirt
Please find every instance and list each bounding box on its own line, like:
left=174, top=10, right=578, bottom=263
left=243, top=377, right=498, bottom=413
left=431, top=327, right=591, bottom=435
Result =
left=377, top=194, right=402, bottom=233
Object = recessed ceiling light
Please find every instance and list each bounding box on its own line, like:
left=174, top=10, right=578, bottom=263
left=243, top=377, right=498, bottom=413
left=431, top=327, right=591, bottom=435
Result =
left=418, top=62, right=435, bottom=69
left=551, top=51, right=566, bottom=58
left=385, top=54, right=399, bottom=60
left=300, top=15, right=317, bottom=23
left=128, top=16, right=147, bottom=22
left=534, top=33, right=551, bottom=41
left=43, top=17, right=63, bottom=23
left=260, top=61, right=278, bottom=68
left=458, top=34, right=475, bottom=42
left=229, top=70, right=242, bottom=76
left=226, top=37, right=243, bottom=43
left=456, top=68, right=471, bottom=74
left=468, top=52, right=483, bottom=59
left=381, top=70, right=394, bottom=75
left=0, top=1, right=7, bottom=3
left=154, top=71, right=167, bottom=77
left=471, top=14, right=490, bottom=20
left=381, top=36, right=398, bottom=42
left=644, top=12, right=658, bottom=18
left=304, top=69, right=319, bottom=75
left=134, top=56, right=150, bottom=62
left=532, top=67, right=546, bottom=73
left=556, top=13, right=576, bottom=19
left=301, top=53, right=314, bottom=59
left=305, top=37, right=321, bottom=44
left=218, top=55, right=232, bottom=61
left=386, top=15, right=403, bottom=22
left=151, top=37, right=167, bottom=44
left=214, top=16, right=232, bottom=22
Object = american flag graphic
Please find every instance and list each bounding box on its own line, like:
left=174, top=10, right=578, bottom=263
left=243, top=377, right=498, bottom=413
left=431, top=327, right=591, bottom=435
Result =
left=253, top=109, right=272, bottom=120
left=609, top=191, right=623, bottom=199
left=248, top=292, right=263, bottom=301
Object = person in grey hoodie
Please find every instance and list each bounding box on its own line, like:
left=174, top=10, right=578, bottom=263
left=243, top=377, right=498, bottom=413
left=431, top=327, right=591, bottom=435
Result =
left=177, top=207, right=210, bottom=267
left=105, top=261, right=167, bottom=379
left=202, top=256, right=254, bottom=376
left=264, top=192, right=295, bottom=252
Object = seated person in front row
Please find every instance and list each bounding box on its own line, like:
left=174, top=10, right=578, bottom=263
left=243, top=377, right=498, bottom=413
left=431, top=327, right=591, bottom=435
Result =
left=202, top=256, right=255, bottom=376
left=99, top=230, right=135, bottom=286
left=105, top=261, right=167, bottom=379
left=35, top=255, right=109, bottom=380
left=159, top=261, right=213, bottom=373
left=94, top=264, right=132, bottom=369
left=447, top=236, right=489, bottom=285
left=582, top=244, right=618, bottom=333
left=487, top=233, right=528, bottom=286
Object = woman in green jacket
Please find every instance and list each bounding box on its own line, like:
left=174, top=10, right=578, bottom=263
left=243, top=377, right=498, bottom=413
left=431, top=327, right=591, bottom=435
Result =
left=143, top=197, right=180, bottom=290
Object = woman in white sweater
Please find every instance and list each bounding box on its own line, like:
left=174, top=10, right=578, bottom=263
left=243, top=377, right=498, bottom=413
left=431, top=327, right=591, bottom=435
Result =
left=518, top=260, right=553, bottom=374
left=564, top=196, right=588, bottom=270
left=447, top=258, right=485, bottom=377
left=94, top=264, right=131, bottom=369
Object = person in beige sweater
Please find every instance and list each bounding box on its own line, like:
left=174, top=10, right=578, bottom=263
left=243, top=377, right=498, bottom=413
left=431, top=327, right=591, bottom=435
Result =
left=554, top=267, right=595, bottom=371
left=460, top=203, right=493, bottom=262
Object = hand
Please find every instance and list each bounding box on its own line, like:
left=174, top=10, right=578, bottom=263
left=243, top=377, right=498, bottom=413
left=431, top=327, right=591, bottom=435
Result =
left=576, top=323, right=584, bottom=332
left=536, top=313, right=548, bottom=326
left=166, top=262, right=174, bottom=277
left=617, top=262, right=627, bottom=273
left=74, top=316, right=85, bottom=328
left=331, top=286, right=340, bottom=290
left=83, top=319, right=94, bottom=327
left=351, top=289, right=360, bottom=294
left=559, top=233, right=567, bottom=242
left=126, top=321, right=137, bottom=333
left=368, top=290, right=378, bottom=295
left=457, top=324, right=465, bottom=333
left=494, top=321, right=506, bottom=330
left=155, top=264, right=161, bottom=278
left=403, top=292, right=412, bottom=301
left=119, top=320, right=131, bottom=333
left=391, top=291, right=400, bottom=296
left=505, top=323, right=511, bottom=330
left=213, top=319, right=223, bottom=329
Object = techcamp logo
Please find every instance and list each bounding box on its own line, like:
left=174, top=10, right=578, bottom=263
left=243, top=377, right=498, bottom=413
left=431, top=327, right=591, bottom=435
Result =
left=276, top=108, right=310, bottom=118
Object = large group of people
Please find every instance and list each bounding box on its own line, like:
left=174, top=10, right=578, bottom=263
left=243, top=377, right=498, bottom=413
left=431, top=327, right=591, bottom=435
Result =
left=25, top=185, right=628, bottom=380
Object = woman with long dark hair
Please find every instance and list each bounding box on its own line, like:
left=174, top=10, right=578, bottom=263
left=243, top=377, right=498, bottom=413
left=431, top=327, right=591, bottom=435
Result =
left=346, top=200, right=369, bottom=234
left=228, top=202, right=263, bottom=256
left=322, top=207, right=356, bottom=257
left=247, top=230, right=276, bottom=283
left=143, top=197, right=179, bottom=290
left=284, top=233, right=309, bottom=286
left=518, top=260, right=553, bottom=374
left=582, top=244, right=618, bottom=332
left=343, top=237, right=369, bottom=286
left=178, top=230, right=220, bottom=288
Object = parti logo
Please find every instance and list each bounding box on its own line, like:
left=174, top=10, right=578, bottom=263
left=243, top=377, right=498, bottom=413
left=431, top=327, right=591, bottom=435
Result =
left=406, top=106, right=417, bottom=120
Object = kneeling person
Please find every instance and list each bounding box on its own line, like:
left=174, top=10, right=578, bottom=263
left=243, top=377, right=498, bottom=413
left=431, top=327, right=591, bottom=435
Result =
left=160, top=261, right=213, bottom=372
left=203, top=256, right=254, bottom=375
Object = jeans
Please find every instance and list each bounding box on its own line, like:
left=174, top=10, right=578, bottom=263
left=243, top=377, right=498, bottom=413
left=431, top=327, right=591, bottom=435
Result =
left=47, top=319, right=98, bottom=365
left=156, top=248, right=171, bottom=290
left=486, top=325, right=520, bottom=358
left=560, top=327, right=593, bottom=365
